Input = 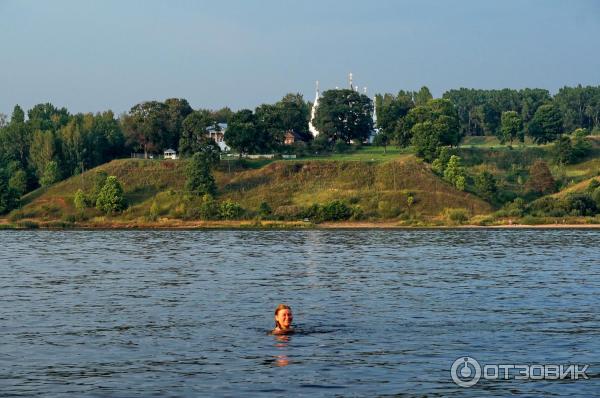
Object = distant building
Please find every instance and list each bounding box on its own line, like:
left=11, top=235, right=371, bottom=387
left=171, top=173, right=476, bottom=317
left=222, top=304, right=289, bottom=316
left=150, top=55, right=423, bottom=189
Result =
left=284, top=130, right=304, bottom=145
left=163, top=149, right=178, bottom=159
left=207, top=123, right=230, bottom=152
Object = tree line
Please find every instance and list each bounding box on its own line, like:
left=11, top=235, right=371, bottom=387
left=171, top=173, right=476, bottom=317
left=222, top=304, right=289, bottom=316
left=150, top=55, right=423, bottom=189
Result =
left=1, top=84, right=599, bottom=214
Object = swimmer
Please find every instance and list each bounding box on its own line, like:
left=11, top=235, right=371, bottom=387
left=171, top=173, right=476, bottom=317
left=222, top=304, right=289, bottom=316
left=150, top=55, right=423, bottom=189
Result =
left=271, top=304, right=294, bottom=335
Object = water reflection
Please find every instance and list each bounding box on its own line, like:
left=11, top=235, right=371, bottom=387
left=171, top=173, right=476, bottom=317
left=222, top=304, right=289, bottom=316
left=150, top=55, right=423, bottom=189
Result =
left=273, top=335, right=291, bottom=367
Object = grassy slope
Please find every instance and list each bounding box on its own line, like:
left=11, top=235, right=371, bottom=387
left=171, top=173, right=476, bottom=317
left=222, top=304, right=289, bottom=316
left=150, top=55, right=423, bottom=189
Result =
left=15, top=155, right=491, bottom=222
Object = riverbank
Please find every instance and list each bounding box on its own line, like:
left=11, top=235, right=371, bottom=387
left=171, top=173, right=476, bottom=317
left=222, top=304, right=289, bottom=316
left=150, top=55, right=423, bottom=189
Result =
left=2, top=217, right=599, bottom=230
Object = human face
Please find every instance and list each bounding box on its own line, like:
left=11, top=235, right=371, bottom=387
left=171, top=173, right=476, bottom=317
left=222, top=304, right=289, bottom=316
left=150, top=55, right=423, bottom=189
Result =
left=275, top=308, right=293, bottom=329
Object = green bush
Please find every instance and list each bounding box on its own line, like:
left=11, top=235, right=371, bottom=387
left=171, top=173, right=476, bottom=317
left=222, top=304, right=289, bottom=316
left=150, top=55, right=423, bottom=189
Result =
left=444, top=208, right=470, bottom=224
left=219, top=199, right=244, bottom=220
left=95, top=176, right=127, bottom=215
left=194, top=195, right=219, bottom=220
left=74, top=189, right=87, bottom=212
left=320, top=200, right=352, bottom=221
left=258, top=201, right=272, bottom=218
left=377, top=200, right=401, bottom=219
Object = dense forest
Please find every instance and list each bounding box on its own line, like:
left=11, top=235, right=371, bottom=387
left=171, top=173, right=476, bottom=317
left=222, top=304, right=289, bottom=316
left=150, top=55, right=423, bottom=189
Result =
left=1, top=84, right=599, bottom=215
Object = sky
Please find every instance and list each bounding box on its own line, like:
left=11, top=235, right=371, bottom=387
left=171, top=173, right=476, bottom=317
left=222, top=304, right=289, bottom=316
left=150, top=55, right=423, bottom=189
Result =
left=1, top=0, right=599, bottom=116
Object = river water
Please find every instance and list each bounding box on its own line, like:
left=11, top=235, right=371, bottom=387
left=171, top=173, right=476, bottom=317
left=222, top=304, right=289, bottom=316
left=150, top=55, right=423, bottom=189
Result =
left=1, top=229, right=599, bottom=397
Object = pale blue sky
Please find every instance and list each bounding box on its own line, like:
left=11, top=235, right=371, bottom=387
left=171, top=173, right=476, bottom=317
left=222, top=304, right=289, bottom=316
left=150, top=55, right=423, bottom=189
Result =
left=1, top=0, right=599, bottom=116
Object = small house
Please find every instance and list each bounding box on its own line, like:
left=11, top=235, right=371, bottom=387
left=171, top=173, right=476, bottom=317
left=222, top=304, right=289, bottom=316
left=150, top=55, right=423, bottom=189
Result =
left=164, top=149, right=178, bottom=159
left=284, top=130, right=303, bottom=145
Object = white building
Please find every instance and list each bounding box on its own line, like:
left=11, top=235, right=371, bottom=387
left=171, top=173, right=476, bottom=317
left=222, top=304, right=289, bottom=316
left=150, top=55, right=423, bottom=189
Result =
left=163, top=149, right=178, bottom=159
left=207, top=123, right=231, bottom=152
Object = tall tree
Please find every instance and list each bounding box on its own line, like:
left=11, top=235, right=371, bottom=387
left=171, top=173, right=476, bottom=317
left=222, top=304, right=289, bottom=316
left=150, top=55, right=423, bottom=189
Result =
left=27, top=103, right=69, bottom=131
left=527, top=103, right=564, bottom=144
left=313, top=89, right=373, bottom=143
left=414, top=86, right=433, bottom=106
left=29, top=130, right=59, bottom=182
left=225, top=109, right=270, bottom=155
left=122, top=101, right=169, bottom=157
left=276, top=93, right=311, bottom=140
left=500, top=111, right=523, bottom=144
left=179, top=110, right=217, bottom=156
left=164, top=98, right=193, bottom=149
left=186, top=152, right=217, bottom=196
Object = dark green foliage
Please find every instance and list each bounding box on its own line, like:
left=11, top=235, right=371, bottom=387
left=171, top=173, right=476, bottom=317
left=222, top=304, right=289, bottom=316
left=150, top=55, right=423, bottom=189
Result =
left=8, top=165, right=27, bottom=197
left=225, top=109, right=271, bottom=155
left=374, top=91, right=415, bottom=145
left=497, top=198, right=526, bottom=217
left=92, top=171, right=109, bottom=202
left=442, top=88, right=549, bottom=137
left=95, top=176, right=126, bottom=214
left=178, top=110, right=215, bottom=156
left=258, top=201, right=272, bottom=218
left=186, top=152, right=217, bottom=196
left=0, top=167, right=19, bottom=214
left=407, top=99, right=461, bottom=161
left=313, top=89, right=374, bottom=143
left=528, top=194, right=598, bottom=217
left=122, top=101, right=169, bottom=157
left=301, top=200, right=352, bottom=222
left=475, top=171, right=498, bottom=201
left=554, top=85, right=600, bottom=132
left=572, top=128, right=592, bottom=159
left=500, top=111, right=523, bottom=144
left=333, top=139, right=351, bottom=153
left=527, top=103, right=564, bottom=144
left=552, top=136, right=574, bottom=164
left=27, top=103, right=70, bottom=131
left=411, top=121, right=440, bottom=161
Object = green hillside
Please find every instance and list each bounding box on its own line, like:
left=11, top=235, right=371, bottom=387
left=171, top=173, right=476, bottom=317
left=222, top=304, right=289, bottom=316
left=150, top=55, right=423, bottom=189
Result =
left=9, top=155, right=492, bottom=227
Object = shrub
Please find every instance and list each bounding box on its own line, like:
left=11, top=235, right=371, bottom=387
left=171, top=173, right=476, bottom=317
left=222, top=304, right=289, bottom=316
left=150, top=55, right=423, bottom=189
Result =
left=186, top=152, right=217, bottom=196
left=91, top=171, right=108, bottom=202
left=474, top=171, right=497, bottom=201
left=377, top=200, right=401, bottom=219
left=197, top=194, right=219, bottom=220
left=350, top=205, right=364, bottom=220
left=443, top=155, right=466, bottom=191
left=219, top=199, right=244, bottom=220
left=496, top=198, right=526, bottom=217
left=333, top=139, right=351, bottom=153
left=592, top=188, right=600, bottom=208
left=258, top=201, right=272, bottom=218
left=528, top=197, right=567, bottom=217
left=320, top=200, right=352, bottom=221
left=95, top=176, right=127, bottom=215
left=564, top=193, right=598, bottom=216
left=73, top=189, right=87, bottom=212
left=444, top=208, right=470, bottom=224
left=148, top=201, right=160, bottom=221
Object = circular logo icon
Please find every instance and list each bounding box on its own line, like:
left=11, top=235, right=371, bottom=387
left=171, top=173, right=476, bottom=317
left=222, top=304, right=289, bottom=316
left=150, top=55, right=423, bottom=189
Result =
left=451, top=356, right=481, bottom=387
